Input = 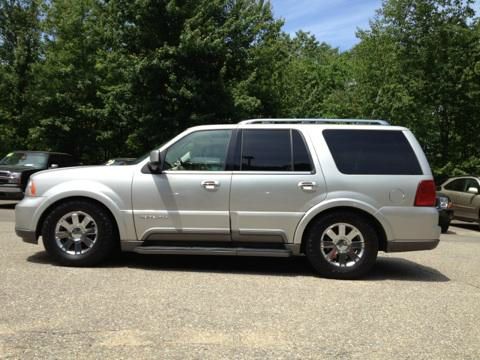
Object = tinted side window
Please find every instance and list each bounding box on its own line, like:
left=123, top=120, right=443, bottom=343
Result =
left=241, top=130, right=291, bottom=171
left=323, top=130, right=422, bottom=175
left=52, top=155, right=70, bottom=167
left=444, top=179, right=467, bottom=192
left=292, top=130, right=313, bottom=172
left=164, top=130, right=232, bottom=171
left=463, top=179, right=479, bottom=192
left=60, top=155, right=75, bottom=166
left=47, top=155, right=58, bottom=167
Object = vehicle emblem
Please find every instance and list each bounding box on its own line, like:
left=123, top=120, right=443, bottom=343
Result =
left=139, top=214, right=168, bottom=220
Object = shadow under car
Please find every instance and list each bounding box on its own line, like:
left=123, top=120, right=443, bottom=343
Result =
left=27, top=251, right=449, bottom=282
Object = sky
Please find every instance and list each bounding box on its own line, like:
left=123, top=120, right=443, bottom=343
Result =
left=269, top=0, right=479, bottom=51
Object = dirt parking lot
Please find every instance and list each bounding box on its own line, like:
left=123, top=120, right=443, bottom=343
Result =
left=1, top=201, right=479, bottom=359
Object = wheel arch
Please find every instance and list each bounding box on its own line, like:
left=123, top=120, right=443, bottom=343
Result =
left=35, top=196, right=122, bottom=241
left=295, top=205, right=389, bottom=253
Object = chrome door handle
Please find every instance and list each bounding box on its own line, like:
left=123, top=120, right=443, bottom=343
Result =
left=201, top=180, right=220, bottom=190
left=298, top=181, right=317, bottom=192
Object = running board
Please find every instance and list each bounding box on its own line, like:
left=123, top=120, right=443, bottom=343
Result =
left=132, top=246, right=292, bottom=257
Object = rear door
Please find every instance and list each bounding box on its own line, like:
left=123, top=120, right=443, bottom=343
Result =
left=229, top=128, right=326, bottom=243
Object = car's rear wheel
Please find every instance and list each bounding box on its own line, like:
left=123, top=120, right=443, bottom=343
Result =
left=305, top=211, right=378, bottom=279
left=42, top=200, right=116, bottom=266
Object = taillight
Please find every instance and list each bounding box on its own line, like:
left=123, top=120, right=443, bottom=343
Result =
left=415, top=180, right=436, bottom=206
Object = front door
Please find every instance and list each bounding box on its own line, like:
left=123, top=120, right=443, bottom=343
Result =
left=442, top=178, right=466, bottom=218
left=456, top=178, right=480, bottom=220
left=132, top=129, right=233, bottom=242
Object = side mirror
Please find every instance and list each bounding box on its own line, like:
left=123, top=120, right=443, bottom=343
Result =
left=49, top=163, right=59, bottom=169
left=148, top=150, right=162, bottom=173
left=467, top=187, right=478, bottom=194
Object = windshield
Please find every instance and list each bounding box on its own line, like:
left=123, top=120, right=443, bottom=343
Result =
left=0, top=152, right=48, bottom=168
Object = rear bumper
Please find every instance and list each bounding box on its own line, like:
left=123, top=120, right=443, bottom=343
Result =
left=386, top=239, right=439, bottom=252
left=378, top=206, right=440, bottom=241
left=15, top=228, right=38, bottom=244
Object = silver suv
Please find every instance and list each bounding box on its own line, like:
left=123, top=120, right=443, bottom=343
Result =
left=15, top=119, right=440, bottom=279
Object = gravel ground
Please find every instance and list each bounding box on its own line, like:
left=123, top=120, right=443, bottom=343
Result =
left=0, top=201, right=479, bottom=359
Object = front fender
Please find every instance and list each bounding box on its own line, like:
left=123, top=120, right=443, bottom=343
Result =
left=293, top=197, right=394, bottom=245
left=34, top=180, right=136, bottom=241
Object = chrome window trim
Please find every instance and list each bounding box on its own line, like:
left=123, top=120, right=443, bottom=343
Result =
left=161, top=170, right=232, bottom=175
left=161, top=170, right=315, bottom=175
left=230, top=171, right=314, bottom=175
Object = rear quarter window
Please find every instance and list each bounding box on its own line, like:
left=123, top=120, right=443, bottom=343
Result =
left=323, top=130, right=422, bottom=175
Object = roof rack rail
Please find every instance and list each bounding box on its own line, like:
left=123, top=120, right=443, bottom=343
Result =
left=238, top=118, right=390, bottom=126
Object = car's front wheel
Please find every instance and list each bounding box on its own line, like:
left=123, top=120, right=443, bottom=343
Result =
left=304, top=211, right=379, bottom=279
left=42, top=199, right=117, bottom=266
left=440, top=223, right=450, bottom=233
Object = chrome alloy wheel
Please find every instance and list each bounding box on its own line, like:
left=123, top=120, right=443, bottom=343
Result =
left=320, top=223, right=365, bottom=267
left=54, top=211, right=98, bottom=255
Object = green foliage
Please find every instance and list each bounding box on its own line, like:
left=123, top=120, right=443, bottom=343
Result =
left=92, top=0, right=284, bottom=160
left=0, top=0, right=41, bottom=154
left=0, top=0, right=479, bottom=176
left=346, top=0, right=480, bottom=173
left=28, top=0, right=104, bottom=162
left=274, top=32, right=349, bottom=118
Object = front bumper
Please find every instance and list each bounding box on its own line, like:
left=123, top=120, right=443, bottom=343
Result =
left=0, top=185, right=23, bottom=200
left=15, top=196, right=46, bottom=245
left=386, top=239, right=439, bottom=252
left=15, top=228, right=38, bottom=244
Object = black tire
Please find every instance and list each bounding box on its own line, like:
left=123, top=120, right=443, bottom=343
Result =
left=304, top=211, right=379, bottom=279
left=41, top=199, right=117, bottom=266
left=441, top=224, right=449, bottom=234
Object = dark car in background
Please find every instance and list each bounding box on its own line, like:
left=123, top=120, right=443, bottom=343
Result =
left=0, top=151, right=76, bottom=200
left=436, top=192, right=453, bottom=233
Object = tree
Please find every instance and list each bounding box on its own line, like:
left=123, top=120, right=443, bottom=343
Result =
left=280, top=32, right=349, bottom=118
left=97, top=0, right=283, bottom=156
left=28, top=0, right=105, bottom=162
left=348, top=0, right=480, bottom=173
left=0, top=0, right=41, bottom=154
left=1, top=0, right=479, bottom=175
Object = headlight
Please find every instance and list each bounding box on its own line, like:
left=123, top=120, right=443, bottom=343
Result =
left=7, top=172, right=21, bottom=184
left=437, top=196, right=449, bottom=209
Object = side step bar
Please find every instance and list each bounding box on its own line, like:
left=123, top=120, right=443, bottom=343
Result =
left=132, top=246, right=292, bottom=258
